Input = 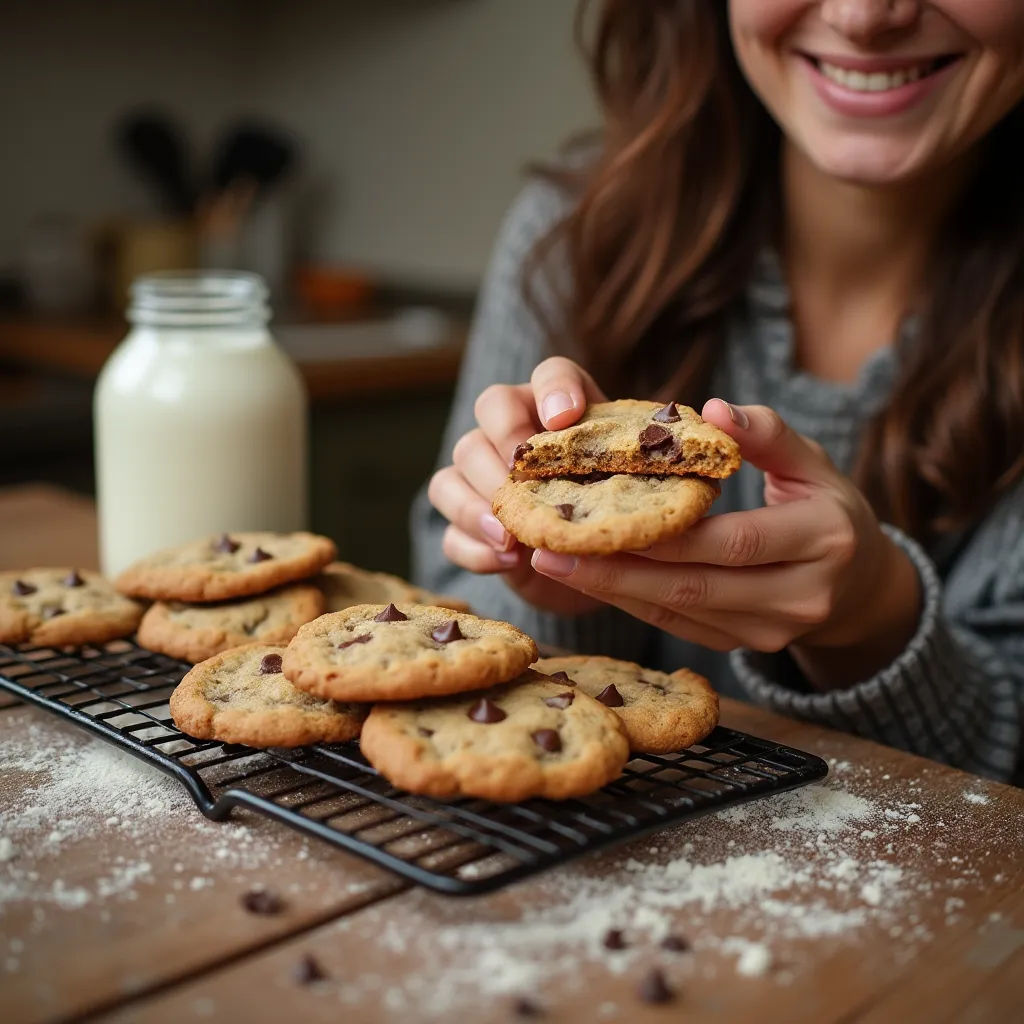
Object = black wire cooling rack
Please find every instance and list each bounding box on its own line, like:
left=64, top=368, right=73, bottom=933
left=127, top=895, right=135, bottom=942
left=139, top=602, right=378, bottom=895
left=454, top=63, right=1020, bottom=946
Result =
left=0, top=639, right=828, bottom=895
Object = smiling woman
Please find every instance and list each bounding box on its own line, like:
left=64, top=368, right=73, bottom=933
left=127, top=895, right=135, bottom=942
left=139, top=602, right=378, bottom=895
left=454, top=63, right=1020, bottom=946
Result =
left=413, top=0, right=1024, bottom=785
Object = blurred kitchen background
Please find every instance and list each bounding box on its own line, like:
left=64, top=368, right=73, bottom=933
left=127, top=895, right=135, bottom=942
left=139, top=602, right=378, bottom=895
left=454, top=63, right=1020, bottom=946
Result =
left=0, top=0, right=595, bottom=576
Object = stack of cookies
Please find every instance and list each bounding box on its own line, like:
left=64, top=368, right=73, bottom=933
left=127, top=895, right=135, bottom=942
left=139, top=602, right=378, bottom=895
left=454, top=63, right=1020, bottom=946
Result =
left=493, top=400, right=741, bottom=555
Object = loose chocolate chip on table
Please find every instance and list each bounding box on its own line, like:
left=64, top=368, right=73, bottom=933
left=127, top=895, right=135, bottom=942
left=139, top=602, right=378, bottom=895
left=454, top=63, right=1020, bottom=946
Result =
left=467, top=698, right=507, bottom=724
left=240, top=889, right=284, bottom=915
left=637, top=967, right=675, bottom=1004
left=653, top=401, right=682, bottom=423
left=248, top=547, right=273, bottom=563
left=660, top=934, right=689, bottom=952
left=418, top=727, right=435, bottom=738
left=374, top=603, right=408, bottom=622
left=259, top=653, right=283, bottom=675
left=512, top=442, right=534, bottom=463
left=63, top=569, right=85, bottom=588
left=638, top=424, right=674, bottom=451
left=544, top=692, right=575, bottom=710
left=547, top=670, right=573, bottom=684
left=293, top=954, right=326, bottom=984
left=213, top=533, right=240, bottom=554
left=595, top=683, right=624, bottom=707
left=41, top=606, right=65, bottom=620
left=431, top=619, right=463, bottom=644
left=532, top=729, right=562, bottom=753
left=337, top=634, right=372, bottom=650
left=11, top=580, right=36, bottom=597
left=554, top=503, right=574, bottom=521
left=602, top=928, right=627, bottom=950
left=512, top=996, right=544, bottom=1018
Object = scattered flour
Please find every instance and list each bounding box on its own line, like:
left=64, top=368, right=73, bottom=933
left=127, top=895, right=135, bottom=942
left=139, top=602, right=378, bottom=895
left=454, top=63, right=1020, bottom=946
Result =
left=963, top=792, right=991, bottom=806
left=722, top=937, right=773, bottom=977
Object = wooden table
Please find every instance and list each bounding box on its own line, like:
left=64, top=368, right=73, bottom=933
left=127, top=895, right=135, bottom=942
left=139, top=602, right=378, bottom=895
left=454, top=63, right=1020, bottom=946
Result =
left=2, top=485, right=1022, bottom=1024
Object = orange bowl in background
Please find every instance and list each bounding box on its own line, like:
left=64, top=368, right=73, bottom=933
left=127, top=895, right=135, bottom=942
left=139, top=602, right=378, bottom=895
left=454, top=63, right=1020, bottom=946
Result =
left=294, top=266, right=376, bottom=318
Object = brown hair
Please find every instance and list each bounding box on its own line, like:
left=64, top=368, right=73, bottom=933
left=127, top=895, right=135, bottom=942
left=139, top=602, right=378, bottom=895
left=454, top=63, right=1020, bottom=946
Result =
left=527, top=0, right=1024, bottom=541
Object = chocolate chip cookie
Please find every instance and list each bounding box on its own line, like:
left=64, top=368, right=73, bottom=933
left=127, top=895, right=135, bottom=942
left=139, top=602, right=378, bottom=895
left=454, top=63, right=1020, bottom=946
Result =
left=316, top=562, right=470, bottom=614
left=115, top=531, right=337, bottom=603
left=137, top=584, right=325, bottom=664
left=1, top=569, right=144, bottom=647
left=511, top=400, right=741, bottom=480
left=169, top=643, right=367, bottom=748
left=282, top=604, right=538, bottom=702
left=359, top=669, right=629, bottom=801
left=536, top=655, right=719, bottom=754
left=493, top=473, right=720, bottom=556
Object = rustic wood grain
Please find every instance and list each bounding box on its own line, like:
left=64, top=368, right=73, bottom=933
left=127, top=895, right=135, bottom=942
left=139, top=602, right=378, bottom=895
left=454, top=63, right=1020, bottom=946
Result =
left=0, top=484, right=99, bottom=571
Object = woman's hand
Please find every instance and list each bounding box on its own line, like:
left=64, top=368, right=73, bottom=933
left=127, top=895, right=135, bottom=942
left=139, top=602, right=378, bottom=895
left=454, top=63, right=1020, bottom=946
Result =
left=531, top=399, right=923, bottom=688
left=427, top=358, right=608, bottom=615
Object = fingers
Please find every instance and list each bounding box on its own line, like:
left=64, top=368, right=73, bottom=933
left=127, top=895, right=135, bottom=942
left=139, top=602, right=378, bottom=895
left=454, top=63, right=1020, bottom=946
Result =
left=451, top=428, right=511, bottom=500
left=582, top=592, right=742, bottom=652
left=530, top=357, right=607, bottom=429
left=428, top=465, right=513, bottom=552
left=474, top=383, right=538, bottom=464
left=442, top=525, right=521, bottom=574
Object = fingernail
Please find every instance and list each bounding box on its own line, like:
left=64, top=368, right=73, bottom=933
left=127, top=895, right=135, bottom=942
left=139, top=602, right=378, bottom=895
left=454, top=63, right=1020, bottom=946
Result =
left=532, top=549, right=578, bottom=577
left=540, top=391, right=574, bottom=425
left=719, top=400, right=749, bottom=430
left=497, top=551, right=520, bottom=568
left=479, top=513, right=511, bottom=549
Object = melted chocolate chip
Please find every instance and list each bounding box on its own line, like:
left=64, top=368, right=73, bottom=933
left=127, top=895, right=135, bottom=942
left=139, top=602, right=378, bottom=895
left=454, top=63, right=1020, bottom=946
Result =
left=418, top=727, right=435, bottom=738
left=554, top=503, right=574, bottom=521
left=467, top=698, right=506, bottom=724
left=653, top=401, right=681, bottom=423
left=248, top=547, right=273, bottom=563
left=660, top=934, right=689, bottom=952
left=259, top=653, right=283, bottom=675
left=532, top=729, right=561, bottom=753
left=566, top=471, right=614, bottom=484
left=374, top=603, right=408, bottom=622
left=63, top=569, right=85, bottom=588
left=595, top=683, right=624, bottom=707
left=602, top=928, right=627, bottom=950
left=11, top=580, right=36, bottom=597
left=637, top=968, right=675, bottom=1005
left=41, top=606, right=65, bottom=620
left=240, top=889, right=284, bottom=915
left=431, top=619, right=463, bottom=644
left=213, top=533, right=240, bottom=554
left=337, top=634, right=372, bottom=650
left=293, top=954, right=326, bottom=984
left=544, top=692, right=575, bottom=710
left=547, top=671, right=574, bottom=685
left=512, top=442, right=534, bottom=463
left=512, top=996, right=544, bottom=1018
left=638, top=424, right=673, bottom=451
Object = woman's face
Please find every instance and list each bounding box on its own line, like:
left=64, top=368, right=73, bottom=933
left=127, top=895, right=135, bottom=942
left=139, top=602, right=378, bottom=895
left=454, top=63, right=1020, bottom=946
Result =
left=729, top=0, right=1024, bottom=183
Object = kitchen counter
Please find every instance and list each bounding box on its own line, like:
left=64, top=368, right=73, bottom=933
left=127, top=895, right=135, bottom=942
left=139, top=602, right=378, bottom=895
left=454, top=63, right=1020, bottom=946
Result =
left=1, top=486, right=1022, bottom=1024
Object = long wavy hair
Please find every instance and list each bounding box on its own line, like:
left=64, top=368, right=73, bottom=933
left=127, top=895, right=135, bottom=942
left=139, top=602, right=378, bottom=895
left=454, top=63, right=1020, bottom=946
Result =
left=527, top=0, right=1024, bottom=541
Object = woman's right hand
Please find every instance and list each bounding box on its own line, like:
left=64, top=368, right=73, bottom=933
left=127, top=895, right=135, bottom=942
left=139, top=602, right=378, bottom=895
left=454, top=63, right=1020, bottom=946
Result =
left=427, top=357, right=606, bottom=615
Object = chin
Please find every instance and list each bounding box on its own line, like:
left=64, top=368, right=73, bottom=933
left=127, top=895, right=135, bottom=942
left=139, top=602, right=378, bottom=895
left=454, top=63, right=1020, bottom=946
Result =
left=798, top=134, right=932, bottom=186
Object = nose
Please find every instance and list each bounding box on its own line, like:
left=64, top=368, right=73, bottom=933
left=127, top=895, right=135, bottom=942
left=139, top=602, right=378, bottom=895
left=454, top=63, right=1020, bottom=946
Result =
left=820, top=0, right=921, bottom=43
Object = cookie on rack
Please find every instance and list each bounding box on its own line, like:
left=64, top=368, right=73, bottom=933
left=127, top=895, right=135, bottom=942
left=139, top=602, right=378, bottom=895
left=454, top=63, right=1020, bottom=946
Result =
left=136, top=584, right=325, bottom=664
left=316, top=562, right=470, bottom=614
left=493, top=473, right=719, bottom=556
left=510, top=400, right=741, bottom=480
left=1, top=568, right=144, bottom=647
left=169, top=642, right=367, bottom=748
left=359, top=669, right=629, bottom=801
left=535, top=655, right=719, bottom=754
left=282, top=604, right=537, bottom=703
left=115, top=531, right=337, bottom=604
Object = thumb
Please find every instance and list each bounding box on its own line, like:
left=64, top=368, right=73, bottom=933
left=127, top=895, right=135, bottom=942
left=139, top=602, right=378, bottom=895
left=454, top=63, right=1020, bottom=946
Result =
left=701, top=398, right=833, bottom=482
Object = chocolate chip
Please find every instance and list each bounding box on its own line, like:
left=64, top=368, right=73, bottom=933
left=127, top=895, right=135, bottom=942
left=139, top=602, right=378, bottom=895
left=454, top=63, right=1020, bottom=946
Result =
left=259, top=653, right=283, bottom=675
left=337, top=634, right=372, bottom=650
left=637, top=968, right=675, bottom=1004
left=467, top=698, right=506, bottom=724
left=567, top=471, right=614, bottom=484
left=512, top=996, right=544, bottom=1018
left=547, top=671, right=574, bottom=685
left=249, top=547, right=273, bottom=563
left=374, top=603, right=408, bottom=622
left=602, top=928, right=627, bottom=950
left=512, top=442, right=534, bottom=463
left=63, top=569, right=85, bottom=588
left=653, top=402, right=681, bottom=423
left=431, top=619, right=463, bottom=644
left=595, top=683, right=624, bottom=707
left=240, top=889, right=284, bottom=915
left=554, top=503, right=574, bottom=521
left=532, top=729, right=561, bottom=753
left=660, top=934, right=689, bottom=952
left=11, top=580, right=36, bottom=597
left=418, top=727, right=435, bottom=738
left=544, top=692, right=575, bottom=710
left=293, top=954, right=326, bottom=984
left=41, top=606, right=65, bottom=620
left=213, top=533, right=240, bottom=554
left=638, top=424, right=673, bottom=451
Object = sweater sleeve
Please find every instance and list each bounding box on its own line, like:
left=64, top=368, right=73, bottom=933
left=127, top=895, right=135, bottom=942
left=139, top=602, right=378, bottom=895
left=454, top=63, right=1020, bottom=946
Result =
left=409, top=180, right=655, bottom=660
left=731, top=514, right=1024, bottom=785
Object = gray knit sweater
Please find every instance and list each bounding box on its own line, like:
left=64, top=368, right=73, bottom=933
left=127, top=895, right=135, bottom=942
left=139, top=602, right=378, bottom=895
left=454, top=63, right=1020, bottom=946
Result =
left=411, top=180, right=1024, bottom=785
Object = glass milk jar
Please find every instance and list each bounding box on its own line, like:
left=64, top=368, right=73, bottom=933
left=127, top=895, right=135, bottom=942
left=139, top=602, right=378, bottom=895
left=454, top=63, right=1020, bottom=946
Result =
left=94, top=271, right=308, bottom=576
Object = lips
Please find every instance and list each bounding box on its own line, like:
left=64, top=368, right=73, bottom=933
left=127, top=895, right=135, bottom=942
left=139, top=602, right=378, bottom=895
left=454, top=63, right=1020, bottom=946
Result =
left=809, top=55, right=960, bottom=94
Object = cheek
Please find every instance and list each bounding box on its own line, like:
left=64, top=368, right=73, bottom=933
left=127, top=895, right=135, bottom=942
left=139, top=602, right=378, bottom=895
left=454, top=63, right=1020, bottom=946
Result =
left=728, top=0, right=806, bottom=103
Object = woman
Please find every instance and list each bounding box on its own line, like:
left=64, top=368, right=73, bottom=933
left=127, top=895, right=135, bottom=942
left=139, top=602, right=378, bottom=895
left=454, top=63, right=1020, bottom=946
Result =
left=414, top=0, right=1024, bottom=783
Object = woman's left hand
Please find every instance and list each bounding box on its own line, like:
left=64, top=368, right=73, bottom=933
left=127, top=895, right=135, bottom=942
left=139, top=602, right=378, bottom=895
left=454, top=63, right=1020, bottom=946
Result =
left=531, top=399, right=923, bottom=689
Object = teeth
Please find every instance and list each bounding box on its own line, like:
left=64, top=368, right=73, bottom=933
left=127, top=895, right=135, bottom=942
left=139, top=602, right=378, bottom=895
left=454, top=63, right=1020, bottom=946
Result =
left=818, top=61, right=932, bottom=92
